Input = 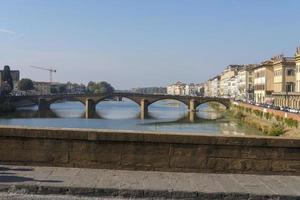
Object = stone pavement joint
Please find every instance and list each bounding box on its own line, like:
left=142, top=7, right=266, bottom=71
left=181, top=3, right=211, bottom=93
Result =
left=0, top=165, right=300, bottom=199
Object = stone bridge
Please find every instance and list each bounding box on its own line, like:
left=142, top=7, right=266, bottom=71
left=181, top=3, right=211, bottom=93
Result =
left=7, top=93, right=231, bottom=119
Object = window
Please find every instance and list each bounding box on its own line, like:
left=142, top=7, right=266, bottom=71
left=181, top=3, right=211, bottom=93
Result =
left=297, top=80, right=300, bottom=92
left=287, top=69, right=295, bottom=76
left=275, top=70, right=282, bottom=76
left=286, top=82, right=295, bottom=92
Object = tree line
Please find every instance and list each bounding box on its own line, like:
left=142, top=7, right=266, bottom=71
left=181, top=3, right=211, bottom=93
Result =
left=0, top=65, right=115, bottom=95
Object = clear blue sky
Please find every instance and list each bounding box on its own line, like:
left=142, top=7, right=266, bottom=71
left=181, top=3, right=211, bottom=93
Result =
left=0, top=0, right=299, bottom=89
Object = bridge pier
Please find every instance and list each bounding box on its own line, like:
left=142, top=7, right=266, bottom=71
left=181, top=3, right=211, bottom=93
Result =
left=85, top=98, right=96, bottom=119
left=188, top=111, right=197, bottom=122
left=38, top=99, right=50, bottom=111
left=140, top=99, right=149, bottom=120
left=188, top=99, right=197, bottom=112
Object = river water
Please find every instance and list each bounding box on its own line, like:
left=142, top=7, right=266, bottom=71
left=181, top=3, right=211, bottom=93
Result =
left=0, top=99, right=261, bottom=136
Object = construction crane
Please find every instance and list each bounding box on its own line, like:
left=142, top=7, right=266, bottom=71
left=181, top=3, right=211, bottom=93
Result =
left=29, top=66, right=57, bottom=83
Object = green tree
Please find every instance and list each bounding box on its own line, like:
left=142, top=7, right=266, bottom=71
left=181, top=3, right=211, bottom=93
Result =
left=87, top=81, right=114, bottom=94
left=18, top=78, right=34, bottom=91
left=98, top=81, right=114, bottom=94
left=87, top=81, right=97, bottom=93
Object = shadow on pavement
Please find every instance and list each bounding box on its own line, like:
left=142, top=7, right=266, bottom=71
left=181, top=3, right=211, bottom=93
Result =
left=0, top=166, right=62, bottom=184
left=0, top=167, right=33, bottom=172
left=0, top=175, right=63, bottom=183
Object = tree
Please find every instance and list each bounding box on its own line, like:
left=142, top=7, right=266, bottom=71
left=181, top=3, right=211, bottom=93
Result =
left=87, top=81, right=114, bottom=94
left=18, top=78, right=34, bottom=91
left=98, top=81, right=114, bottom=94
left=87, top=81, right=96, bottom=93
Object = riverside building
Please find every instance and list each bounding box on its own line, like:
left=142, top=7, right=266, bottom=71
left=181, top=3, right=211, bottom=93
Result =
left=210, top=76, right=220, bottom=97
left=235, top=65, right=256, bottom=101
left=295, top=47, right=300, bottom=92
left=272, top=55, right=296, bottom=93
left=273, top=49, right=300, bottom=108
left=219, top=65, right=242, bottom=98
left=0, top=70, right=20, bottom=89
left=253, top=60, right=274, bottom=103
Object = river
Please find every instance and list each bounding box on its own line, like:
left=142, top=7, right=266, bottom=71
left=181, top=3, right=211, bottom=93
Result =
left=0, top=99, right=261, bottom=136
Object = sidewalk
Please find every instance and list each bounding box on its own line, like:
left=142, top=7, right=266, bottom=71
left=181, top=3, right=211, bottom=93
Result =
left=0, top=165, right=300, bottom=199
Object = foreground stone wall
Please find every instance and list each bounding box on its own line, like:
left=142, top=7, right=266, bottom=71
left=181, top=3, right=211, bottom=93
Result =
left=0, top=126, right=300, bottom=174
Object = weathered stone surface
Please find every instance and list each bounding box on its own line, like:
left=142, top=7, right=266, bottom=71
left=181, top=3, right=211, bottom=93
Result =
left=121, top=142, right=170, bottom=169
left=1, top=164, right=300, bottom=199
left=0, top=126, right=300, bottom=174
left=170, top=144, right=208, bottom=169
left=272, top=160, right=300, bottom=172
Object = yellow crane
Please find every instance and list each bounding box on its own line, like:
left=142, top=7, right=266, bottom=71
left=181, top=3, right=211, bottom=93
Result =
left=29, top=66, right=57, bottom=83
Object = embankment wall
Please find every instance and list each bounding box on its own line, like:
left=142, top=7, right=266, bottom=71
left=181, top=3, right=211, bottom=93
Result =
left=0, top=126, right=300, bottom=175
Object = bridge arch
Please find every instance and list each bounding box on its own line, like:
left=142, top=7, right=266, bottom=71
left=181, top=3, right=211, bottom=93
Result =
left=20, top=98, right=40, bottom=107
left=93, top=94, right=141, bottom=106
left=196, top=99, right=230, bottom=110
left=47, top=97, right=86, bottom=106
left=147, top=98, right=189, bottom=108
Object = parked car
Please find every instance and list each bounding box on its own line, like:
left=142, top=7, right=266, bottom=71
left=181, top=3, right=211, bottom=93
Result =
left=271, top=105, right=280, bottom=110
left=288, top=108, right=299, bottom=114
left=280, top=106, right=289, bottom=112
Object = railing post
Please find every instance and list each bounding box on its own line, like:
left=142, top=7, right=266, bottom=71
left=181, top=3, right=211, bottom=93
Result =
left=85, top=98, right=96, bottom=119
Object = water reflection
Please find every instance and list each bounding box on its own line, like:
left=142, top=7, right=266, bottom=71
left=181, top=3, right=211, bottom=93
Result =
left=0, top=100, right=262, bottom=135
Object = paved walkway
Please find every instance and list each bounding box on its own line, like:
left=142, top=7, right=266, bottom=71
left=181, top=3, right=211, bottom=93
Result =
left=0, top=165, right=300, bottom=199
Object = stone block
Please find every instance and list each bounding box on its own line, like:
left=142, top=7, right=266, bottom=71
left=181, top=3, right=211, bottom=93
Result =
left=92, top=141, right=123, bottom=153
left=22, top=139, right=71, bottom=152
left=207, top=158, right=271, bottom=173
left=69, top=151, right=121, bottom=167
left=283, top=148, right=300, bottom=160
left=208, top=145, right=241, bottom=158
left=121, top=142, right=170, bottom=169
left=0, top=138, right=23, bottom=150
left=170, top=144, right=208, bottom=169
left=272, top=160, right=300, bottom=172
left=0, top=149, right=68, bottom=164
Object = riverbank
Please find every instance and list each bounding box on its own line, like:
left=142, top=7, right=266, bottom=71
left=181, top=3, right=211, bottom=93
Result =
left=230, top=102, right=300, bottom=137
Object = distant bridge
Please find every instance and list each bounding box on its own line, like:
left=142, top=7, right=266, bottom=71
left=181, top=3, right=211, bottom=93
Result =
left=5, top=92, right=231, bottom=119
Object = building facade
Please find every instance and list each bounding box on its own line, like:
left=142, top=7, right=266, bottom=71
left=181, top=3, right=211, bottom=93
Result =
left=167, top=82, right=203, bottom=96
left=210, top=76, right=220, bottom=97
left=204, top=79, right=213, bottom=97
left=235, top=65, right=256, bottom=101
left=253, top=61, right=274, bottom=103
left=228, top=76, right=238, bottom=99
left=167, top=82, right=186, bottom=95
left=273, top=48, right=300, bottom=108
left=33, top=82, right=51, bottom=95
left=272, top=55, right=296, bottom=93
left=219, top=65, right=242, bottom=97
left=296, top=47, right=300, bottom=92
left=0, top=70, right=20, bottom=90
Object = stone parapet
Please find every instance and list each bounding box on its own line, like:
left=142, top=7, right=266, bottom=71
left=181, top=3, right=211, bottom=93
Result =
left=0, top=126, right=300, bottom=175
